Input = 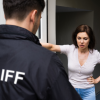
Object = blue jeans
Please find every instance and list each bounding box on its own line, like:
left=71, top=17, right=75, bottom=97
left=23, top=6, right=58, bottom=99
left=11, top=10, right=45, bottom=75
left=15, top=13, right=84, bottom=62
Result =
left=75, top=87, right=96, bottom=100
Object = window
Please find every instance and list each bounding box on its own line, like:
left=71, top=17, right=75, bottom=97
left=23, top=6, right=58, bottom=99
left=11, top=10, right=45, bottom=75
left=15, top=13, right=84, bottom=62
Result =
left=39, top=0, right=48, bottom=43
left=0, top=0, right=48, bottom=43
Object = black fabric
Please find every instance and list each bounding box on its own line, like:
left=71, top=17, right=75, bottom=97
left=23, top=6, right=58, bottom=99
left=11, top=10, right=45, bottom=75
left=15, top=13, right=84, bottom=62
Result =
left=0, top=25, right=82, bottom=100
left=96, top=91, right=100, bottom=100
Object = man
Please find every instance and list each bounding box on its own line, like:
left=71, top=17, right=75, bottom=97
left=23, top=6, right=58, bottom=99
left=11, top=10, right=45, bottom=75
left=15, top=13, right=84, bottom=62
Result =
left=0, top=0, right=82, bottom=100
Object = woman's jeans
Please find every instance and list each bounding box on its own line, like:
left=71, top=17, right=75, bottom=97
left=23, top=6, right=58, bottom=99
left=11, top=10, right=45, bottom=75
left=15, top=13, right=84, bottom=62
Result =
left=75, top=87, right=96, bottom=100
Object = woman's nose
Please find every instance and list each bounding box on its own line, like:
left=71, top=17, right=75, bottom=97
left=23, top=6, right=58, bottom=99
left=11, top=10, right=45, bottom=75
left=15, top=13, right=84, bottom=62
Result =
left=80, top=39, right=84, bottom=43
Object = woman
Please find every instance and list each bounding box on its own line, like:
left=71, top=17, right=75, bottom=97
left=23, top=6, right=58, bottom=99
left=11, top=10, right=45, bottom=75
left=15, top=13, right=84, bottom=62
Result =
left=41, top=24, right=100, bottom=100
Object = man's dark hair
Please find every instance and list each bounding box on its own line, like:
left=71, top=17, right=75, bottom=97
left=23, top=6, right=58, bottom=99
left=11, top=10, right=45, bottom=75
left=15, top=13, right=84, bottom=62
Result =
left=3, top=0, right=45, bottom=21
left=72, top=24, right=95, bottom=50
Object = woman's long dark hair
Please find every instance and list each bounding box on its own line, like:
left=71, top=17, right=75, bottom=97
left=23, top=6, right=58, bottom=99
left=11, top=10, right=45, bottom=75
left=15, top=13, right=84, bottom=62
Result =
left=72, top=24, right=95, bottom=50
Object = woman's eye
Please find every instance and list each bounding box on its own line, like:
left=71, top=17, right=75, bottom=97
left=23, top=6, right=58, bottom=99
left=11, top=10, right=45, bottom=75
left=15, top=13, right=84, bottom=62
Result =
left=84, top=38, right=88, bottom=40
left=78, top=38, right=81, bottom=40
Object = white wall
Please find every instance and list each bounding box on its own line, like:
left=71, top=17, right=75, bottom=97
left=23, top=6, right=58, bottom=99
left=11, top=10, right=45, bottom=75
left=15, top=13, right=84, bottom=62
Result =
left=48, top=0, right=56, bottom=44
left=0, top=0, right=5, bottom=24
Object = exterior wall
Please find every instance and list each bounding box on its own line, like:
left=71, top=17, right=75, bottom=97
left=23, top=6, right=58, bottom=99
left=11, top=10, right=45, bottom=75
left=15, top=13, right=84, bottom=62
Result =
left=48, top=0, right=56, bottom=44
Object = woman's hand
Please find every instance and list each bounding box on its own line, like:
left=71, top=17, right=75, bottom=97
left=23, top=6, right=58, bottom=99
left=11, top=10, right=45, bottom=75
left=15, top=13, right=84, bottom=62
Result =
left=41, top=43, right=60, bottom=52
left=87, top=76, right=99, bottom=84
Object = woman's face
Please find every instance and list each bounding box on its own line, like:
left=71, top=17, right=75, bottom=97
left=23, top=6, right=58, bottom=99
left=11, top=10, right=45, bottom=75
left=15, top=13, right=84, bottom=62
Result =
left=76, top=32, right=90, bottom=50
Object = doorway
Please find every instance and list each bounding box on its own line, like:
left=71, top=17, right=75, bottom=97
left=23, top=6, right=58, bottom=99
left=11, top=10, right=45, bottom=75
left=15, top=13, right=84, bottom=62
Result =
left=56, top=6, right=94, bottom=72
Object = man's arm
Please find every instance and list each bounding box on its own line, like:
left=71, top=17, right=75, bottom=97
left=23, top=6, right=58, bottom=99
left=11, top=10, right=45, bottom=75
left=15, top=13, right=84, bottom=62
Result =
left=47, top=54, right=82, bottom=100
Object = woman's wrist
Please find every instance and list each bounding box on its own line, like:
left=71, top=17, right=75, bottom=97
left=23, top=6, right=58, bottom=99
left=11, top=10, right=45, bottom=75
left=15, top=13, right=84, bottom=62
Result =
left=95, top=77, right=100, bottom=84
left=98, top=76, right=100, bottom=83
left=94, top=79, right=98, bottom=84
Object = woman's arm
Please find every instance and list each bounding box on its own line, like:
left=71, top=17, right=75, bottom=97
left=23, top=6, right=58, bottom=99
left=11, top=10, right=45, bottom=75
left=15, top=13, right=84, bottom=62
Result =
left=41, top=43, right=61, bottom=52
left=94, top=76, right=100, bottom=84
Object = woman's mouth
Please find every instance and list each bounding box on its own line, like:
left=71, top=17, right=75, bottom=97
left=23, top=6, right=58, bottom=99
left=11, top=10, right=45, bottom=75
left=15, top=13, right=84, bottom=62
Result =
left=80, top=45, right=84, bottom=47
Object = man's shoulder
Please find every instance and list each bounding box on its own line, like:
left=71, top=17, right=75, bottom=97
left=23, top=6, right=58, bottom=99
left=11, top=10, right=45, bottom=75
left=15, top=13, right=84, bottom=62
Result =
left=25, top=42, right=64, bottom=70
left=18, top=41, right=58, bottom=64
left=24, top=41, right=55, bottom=58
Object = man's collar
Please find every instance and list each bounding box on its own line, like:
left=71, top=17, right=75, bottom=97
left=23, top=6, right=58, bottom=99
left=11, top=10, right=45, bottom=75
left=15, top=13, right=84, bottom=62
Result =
left=0, top=25, right=41, bottom=46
